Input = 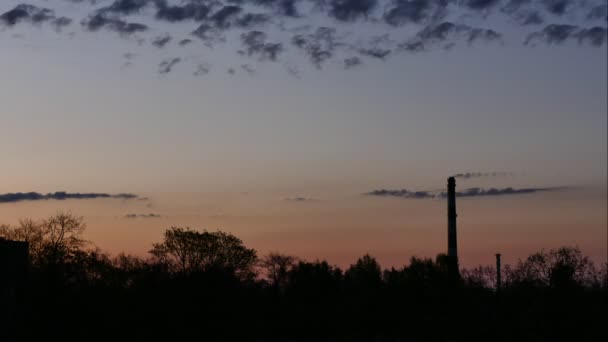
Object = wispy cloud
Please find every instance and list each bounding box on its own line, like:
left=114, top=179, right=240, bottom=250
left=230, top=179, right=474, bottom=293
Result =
left=438, top=186, right=564, bottom=198
left=365, top=189, right=435, bottom=199
left=366, top=185, right=565, bottom=199
left=0, top=191, right=138, bottom=204
left=284, top=196, right=320, bottom=202
left=452, top=172, right=513, bottom=179
left=124, top=213, right=161, bottom=218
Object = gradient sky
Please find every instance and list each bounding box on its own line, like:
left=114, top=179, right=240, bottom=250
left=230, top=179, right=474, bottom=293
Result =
left=1, top=0, right=606, bottom=269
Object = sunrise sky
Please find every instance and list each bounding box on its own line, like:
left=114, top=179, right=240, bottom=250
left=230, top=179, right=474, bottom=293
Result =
left=1, top=0, right=606, bottom=268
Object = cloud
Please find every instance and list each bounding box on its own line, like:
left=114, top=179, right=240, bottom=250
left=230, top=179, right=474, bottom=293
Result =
left=0, top=191, right=138, bottom=204
left=255, top=0, right=300, bottom=17
left=358, top=47, right=392, bottom=59
left=236, top=13, right=272, bottom=28
left=240, top=30, right=284, bottom=61
left=464, top=0, right=502, bottom=11
left=241, top=63, right=256, bottom=74
left=401, top=22, right=502, bottom=51
left=439, top=186, right=563, bottom=198
left=194, top=62, right=211, bottom=76
left=587, top=4, right=607, bottom=20
left=365, top=185, right=566, bottom=199
left=365, top=189, right=435, bottom=199
left=155, top=0, right=211, bottom=22
left=124, top=213, right=161, bottom=218
left=292, top=26, right=340, bottom=68
left=152, top=34, right=172, bottom=48
left=53, top=16, right=73, bottom=31
left=179, top=38, right=193, bottom=46
left=2, top=0, right=606, bottom=76
left=541, top=0, right=571, bottom=16
left=344, top=56, right=362, bottom=68
left=158, top=57, right=181, bottom=73
left=329, top=0, right=377, bottom=21
left=97, top=0, right=154, bottom=16
left=191, top=23, right=225, bottom=46
left=525, top=24, right=607, bottom=47
left=82, top=13, right=148, bottom=35
left=209, top=5, right=243, bottom=29
left=384, top=0, right=447, bottom=26
left=452, top=172, right=513, bottom=179
left=284, top=196, right=320, bottom=202
left=0, top=4, right=66, bottom=27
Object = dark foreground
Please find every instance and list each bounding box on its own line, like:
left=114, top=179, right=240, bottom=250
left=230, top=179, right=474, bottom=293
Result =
left=1, top=214, right=607, bottom=341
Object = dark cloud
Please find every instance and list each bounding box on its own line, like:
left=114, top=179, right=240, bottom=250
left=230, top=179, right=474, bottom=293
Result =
left=241, top=63, right=256, bottom=74
left=501, top=0, right=531, bottom=14
left=240, top=30, right=284, bottom=61
left=209, top=5, right=243, bottom=29
left=158, top=57, right=181, bottom=73
left=464, top=0, right=502, bottom=11
left=98, top=0, right=153, bottom=16
left=0, top=191, right=138, bottom=204
left=3, top=0, right=605, bottom=76
left=366, top=185, right=565, bottom=200
left=344, top=56, right=362, bottom=68
left=402, top=22, right=502, bottom=51
left=516, top=11, right=544, bottom=25
left=152, top=34, right=172, bottom=48
left=384, top=0, right=447, bottom=26
left=525, top=24, right=607, bottom=46
left=179, top=38, right=193, bottom=46
left=53, top=17, right=73, bottom=31
left=329, top=0, right=377, bottom=21
left=541, top=0, right=570, bottom=16
left=577, top=26, right=608, bottom=46
left=155, top=1, right=211, bottom=22
left=365, top=189, right=435, bottom=199
left=0, top=4, right=57, bottom=26
left=236, top=12, right=271, bottom=28
left=439, top=187, right=561, bottom=198
left=191, top=23, right=225, bottom=46
left=254, top=0, right=300, bottom=17
left=284, top=196, right=319, bottom=202
left=292, top=27, right=339, bottom=68
left=452, top=172, right=513, bottom=179
left=124, top=213, right=161, bottom=218
left=358, top=47, right=391, bottom=59
left=82, top=13, right=148, bottom=35
left=587, top=4, right=607, bottom=21
left=194, top=63, right=211, bottom=76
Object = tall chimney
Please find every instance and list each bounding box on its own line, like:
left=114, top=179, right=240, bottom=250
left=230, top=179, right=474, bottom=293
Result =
left=447, top=177, right=459, bottom=279
left=496, top=253, right=502, bottom=293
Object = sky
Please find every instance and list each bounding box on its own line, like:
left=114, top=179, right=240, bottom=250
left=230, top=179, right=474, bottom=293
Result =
left=0, top=0, right=606, bottom=269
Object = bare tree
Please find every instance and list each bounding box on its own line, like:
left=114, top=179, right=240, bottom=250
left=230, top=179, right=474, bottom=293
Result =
left=41, top=212, right=87, bottom=264
left=505, top=246, right=597, bottom=288
left=260, top=252, right=298, bottom=289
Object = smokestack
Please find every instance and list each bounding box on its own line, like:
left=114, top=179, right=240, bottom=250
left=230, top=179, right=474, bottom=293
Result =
left=496, top=253, right=502, bottom=293
left=447, top=177, right=459, bottom=280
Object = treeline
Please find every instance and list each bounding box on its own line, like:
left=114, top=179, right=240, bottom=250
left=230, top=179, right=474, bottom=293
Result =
left=1, top=212, right=607, bottom=341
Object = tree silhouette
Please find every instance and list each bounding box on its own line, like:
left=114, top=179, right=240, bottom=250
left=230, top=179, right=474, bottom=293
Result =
left=149, top=227, right=257, bottom=279
left=506, top=246, right=597, bottom=289
left=40, top=212, right=86, bottom=265
left=0, top=212, right=86, bottom=265
left=260, top=252, right=297, bottom=290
